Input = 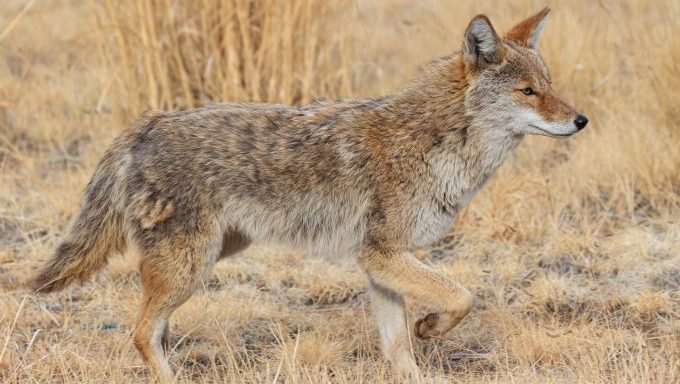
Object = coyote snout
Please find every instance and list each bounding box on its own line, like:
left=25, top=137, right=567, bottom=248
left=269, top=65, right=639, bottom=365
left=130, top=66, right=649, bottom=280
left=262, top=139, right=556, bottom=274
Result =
left=575, top=114, right=589, bottom=130
left=32, top=6, right=586, bottom=382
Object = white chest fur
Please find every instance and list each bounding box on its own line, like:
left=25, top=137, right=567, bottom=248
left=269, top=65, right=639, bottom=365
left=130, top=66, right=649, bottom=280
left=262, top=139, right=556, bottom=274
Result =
left=411, top=130, right=521, bottom=247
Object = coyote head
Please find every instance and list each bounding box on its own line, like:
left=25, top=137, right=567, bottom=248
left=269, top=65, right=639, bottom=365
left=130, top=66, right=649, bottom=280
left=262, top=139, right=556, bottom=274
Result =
left=462, top=8, right=588, bottom=137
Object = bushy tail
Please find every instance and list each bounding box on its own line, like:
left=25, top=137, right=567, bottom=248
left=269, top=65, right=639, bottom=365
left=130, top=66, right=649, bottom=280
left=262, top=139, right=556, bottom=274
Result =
left=31, top=153, right=126, bottom=293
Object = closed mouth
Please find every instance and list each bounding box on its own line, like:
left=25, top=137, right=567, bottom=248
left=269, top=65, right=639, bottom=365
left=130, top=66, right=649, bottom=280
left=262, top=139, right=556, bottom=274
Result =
left=529, top=125, right=573, bottom=138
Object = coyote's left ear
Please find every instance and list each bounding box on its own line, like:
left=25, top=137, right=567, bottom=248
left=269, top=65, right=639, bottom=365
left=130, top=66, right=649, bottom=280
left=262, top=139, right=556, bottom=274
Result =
left=506, top=7, right=551, bottom=48
left=463, top=15, right=505, bottom=70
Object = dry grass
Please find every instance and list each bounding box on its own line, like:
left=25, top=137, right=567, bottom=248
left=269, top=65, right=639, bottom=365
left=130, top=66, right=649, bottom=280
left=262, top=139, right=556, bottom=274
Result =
left=1, top=0, right=678, bottom=382
left=94, top=0, right=352, bottom=113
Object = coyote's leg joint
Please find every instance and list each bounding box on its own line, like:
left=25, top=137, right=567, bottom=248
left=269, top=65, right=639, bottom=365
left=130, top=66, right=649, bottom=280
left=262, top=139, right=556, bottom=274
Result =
left=359, top=245, right=472, bottom=341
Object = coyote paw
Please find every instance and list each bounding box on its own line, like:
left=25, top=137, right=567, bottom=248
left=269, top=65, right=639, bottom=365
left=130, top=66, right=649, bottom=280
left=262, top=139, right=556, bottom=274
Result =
left=414, top=312, right=441, bottom=339
left=415, top=311, right=467, bottom=340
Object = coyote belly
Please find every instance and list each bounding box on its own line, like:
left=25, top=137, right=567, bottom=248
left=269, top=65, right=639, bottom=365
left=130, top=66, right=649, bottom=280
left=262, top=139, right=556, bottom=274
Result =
left=31, top=7, right=587, bottom=381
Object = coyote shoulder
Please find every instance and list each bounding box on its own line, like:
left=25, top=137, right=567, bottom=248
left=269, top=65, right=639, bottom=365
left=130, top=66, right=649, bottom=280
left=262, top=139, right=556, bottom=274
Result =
left=32, top=7, right=587, bottom=381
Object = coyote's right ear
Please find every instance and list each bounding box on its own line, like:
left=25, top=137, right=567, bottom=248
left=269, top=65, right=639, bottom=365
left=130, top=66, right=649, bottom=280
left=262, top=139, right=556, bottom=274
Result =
left=463, top=15, right=505, bottom=70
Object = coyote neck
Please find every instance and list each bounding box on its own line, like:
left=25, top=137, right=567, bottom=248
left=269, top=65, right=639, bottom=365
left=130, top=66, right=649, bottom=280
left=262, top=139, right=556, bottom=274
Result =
left=379, top=57, right=523, bottom=187
left=368, top=58, right=524, bottom=243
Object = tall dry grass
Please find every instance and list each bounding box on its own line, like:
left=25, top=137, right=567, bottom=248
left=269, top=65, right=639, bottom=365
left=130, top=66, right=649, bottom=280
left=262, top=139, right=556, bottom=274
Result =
left=0, top=0, right=678, bottom=383
left=93, top=0, right=353, bottom=115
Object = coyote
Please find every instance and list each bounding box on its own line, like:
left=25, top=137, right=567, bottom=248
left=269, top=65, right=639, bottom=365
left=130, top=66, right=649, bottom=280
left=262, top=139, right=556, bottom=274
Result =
left=32, top=7, right=586, bottom=381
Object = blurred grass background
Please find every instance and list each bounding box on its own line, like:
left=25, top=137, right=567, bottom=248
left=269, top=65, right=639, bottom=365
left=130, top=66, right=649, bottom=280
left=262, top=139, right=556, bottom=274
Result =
left=0, top=0, right=678, bottom=382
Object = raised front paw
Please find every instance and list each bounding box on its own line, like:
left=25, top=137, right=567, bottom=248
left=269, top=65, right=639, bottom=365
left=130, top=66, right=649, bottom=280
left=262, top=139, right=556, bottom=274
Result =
left=415, top=310, right=468, bottom=340
left=414, top=312, right=441, bottom=339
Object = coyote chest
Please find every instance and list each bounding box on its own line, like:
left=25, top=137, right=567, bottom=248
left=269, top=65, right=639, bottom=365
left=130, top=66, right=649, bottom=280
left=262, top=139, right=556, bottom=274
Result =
left=411, top=132, right=522, bottom=247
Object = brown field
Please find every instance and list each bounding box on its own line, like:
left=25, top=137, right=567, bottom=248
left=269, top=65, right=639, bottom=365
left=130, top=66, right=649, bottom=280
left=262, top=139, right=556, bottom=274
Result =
left=1, top=0, right=678, bottom=382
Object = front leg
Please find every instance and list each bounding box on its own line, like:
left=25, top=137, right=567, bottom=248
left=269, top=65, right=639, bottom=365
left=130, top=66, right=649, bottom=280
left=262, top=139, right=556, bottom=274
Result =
left=368, top=280, right=420, bottom=378
left=359, top=246, right=473, bottom=340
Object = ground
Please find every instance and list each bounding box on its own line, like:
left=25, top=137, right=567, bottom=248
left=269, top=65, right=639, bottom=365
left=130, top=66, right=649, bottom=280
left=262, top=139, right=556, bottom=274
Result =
left=0, top=0, right=678, bottom=383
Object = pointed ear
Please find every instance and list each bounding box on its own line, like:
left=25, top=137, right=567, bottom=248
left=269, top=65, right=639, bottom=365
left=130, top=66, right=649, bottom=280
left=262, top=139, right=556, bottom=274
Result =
left=506, top=7, right=551, bottom=48
left=463, top=15, right=505, bottom=70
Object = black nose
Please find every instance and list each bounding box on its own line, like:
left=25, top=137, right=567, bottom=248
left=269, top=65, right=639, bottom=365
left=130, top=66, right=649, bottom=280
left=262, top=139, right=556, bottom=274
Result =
left=574, top=115, right=588, bottom=130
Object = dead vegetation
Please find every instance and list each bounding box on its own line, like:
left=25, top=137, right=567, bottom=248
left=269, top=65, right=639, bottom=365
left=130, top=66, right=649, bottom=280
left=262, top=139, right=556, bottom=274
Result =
left=93, top=0, right=352, bottom=113
left=0, top=0, right=678, bottom=382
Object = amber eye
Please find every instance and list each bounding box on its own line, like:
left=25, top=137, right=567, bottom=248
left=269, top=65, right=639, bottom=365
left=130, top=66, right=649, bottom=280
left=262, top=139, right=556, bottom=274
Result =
left=522, top=87, right=535, bottom=96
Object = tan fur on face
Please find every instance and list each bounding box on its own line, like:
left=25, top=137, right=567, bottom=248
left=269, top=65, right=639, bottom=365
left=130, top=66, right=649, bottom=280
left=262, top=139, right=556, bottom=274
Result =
left=508, top=47, right=577, bottom=124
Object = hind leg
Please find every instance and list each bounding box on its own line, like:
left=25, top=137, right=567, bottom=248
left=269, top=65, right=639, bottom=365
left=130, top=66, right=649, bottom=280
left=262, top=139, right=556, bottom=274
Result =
left=134, top=285, right=176, bottom=382
left=153, top=230, right=249, bottom=357
left=132, top=230, right=222, bottom=382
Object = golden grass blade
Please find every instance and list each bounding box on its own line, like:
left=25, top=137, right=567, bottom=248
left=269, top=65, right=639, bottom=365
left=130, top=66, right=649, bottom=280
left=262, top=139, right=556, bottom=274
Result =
left=0, top=0, right=37, bottom=44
